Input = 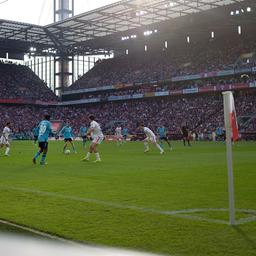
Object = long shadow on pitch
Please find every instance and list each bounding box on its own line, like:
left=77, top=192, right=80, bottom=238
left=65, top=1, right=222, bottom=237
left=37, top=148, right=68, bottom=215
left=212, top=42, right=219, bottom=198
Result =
left=233, top=226, right=256, bottom=251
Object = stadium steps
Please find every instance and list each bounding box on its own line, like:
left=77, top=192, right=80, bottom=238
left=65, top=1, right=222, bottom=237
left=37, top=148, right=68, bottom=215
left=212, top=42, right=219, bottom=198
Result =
left=239, top=114, right=256, bottom=131
left=192, top=106, right=223, bottom=131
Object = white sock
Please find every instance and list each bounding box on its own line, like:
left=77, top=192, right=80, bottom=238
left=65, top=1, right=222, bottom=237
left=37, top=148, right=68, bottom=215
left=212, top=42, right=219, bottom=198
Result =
left=156, top=143, right=163, bottom=152
left=95, top=153, right=101, bottom=160
left=144, top=142, right=149, bottom=150
left=86, top=152, right=91, bottom=159
left=5, top=147, right=10, bottom=155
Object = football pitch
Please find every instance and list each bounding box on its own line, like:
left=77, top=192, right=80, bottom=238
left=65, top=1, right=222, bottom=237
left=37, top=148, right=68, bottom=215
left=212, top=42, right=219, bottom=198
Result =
left=0, top=140, right=255, bottom=256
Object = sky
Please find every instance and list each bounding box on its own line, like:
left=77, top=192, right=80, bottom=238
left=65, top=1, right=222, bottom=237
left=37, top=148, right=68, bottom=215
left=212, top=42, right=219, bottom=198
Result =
left=0, top=0, right=119, bottom=25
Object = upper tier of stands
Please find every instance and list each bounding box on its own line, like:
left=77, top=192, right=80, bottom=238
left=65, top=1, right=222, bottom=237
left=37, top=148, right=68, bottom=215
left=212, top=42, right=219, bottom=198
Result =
left=67, top=36, right=256, bottom=91
left=0, top=61, right=58, bottom=101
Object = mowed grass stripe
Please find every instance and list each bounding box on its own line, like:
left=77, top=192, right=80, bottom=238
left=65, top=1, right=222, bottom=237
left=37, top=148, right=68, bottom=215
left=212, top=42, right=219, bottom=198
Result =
left=1, top=184, right=256, bottom=225
left=0, top=185, right=232, bottom=225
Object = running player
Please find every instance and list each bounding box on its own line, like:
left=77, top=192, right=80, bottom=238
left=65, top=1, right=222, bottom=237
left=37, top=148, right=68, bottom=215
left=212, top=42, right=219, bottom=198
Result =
left=181, top=125, right=191, bottom=147
left=82, top=115, right=104, bottom=163
left=115, top=125, right=123, bottom=146
left=139, top=123, right=164, bottom=154
left=59, top=123, right=77, bottom=153
left=79, top=126, right=88, bottom=148
left=0, top=122, right=11, bottom=156
left=122, top=127, right=129, bottom=142
left=33, top=114, right=52, bottom=165
left=157, top=125, right=172, bottom=150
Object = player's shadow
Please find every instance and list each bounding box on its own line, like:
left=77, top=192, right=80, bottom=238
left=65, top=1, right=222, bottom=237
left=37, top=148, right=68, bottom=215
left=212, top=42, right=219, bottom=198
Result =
left=233, top=226, right=256, bottom=250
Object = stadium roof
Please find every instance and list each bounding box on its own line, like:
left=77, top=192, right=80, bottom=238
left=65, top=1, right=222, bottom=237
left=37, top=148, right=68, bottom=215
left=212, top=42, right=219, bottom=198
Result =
left=0, top=19, right=58, bottom=49
left=46, top=0, right=246, bottom=46
left=0, top=0, right=251, bottom=54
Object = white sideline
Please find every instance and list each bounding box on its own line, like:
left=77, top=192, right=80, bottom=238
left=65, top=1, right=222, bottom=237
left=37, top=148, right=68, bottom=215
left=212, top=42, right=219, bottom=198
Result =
left=0, top=185, right=256, bottom=225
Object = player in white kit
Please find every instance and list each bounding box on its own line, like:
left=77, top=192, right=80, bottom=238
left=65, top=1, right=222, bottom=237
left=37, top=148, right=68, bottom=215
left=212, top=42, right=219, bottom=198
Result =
left=0, top=122, right=11, bottom=156
left=82, top=115, right=104, bottom=163
left=139, top=123, right=164, bottom=154
left=115, top=126, right=123, bottom=146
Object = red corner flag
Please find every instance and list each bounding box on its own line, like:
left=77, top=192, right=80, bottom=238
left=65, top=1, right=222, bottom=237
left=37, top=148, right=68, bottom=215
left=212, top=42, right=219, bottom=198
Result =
left=230, top=95, right=239, bottom=141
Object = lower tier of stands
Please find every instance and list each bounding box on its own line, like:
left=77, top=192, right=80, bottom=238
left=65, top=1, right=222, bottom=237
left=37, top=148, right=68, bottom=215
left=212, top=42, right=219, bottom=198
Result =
left=1, top=90, right=256, bottom=139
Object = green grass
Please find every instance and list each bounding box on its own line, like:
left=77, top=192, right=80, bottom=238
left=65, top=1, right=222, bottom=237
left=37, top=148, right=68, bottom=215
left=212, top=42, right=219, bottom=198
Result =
left=0, top=140, right=255, bottom=255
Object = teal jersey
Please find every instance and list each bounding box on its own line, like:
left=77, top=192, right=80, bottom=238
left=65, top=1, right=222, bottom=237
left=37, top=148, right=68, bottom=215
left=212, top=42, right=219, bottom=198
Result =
left=123, top=128, right=129, bottom=136
left=80, top=127, right=87, bottom=136
left=157, top=127, right=166, bottom=137
left=216, top=127, right=223, bottom=135
left=60, top=126, right=73, bottom=139
left=38, top=120, right=52, bottom=142
left=32, top=127, right=39, bottom=136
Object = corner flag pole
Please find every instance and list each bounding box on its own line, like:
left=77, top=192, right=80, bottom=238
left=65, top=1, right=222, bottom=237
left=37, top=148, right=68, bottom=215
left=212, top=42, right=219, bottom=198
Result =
left=222, top=91, right=236, bottom=225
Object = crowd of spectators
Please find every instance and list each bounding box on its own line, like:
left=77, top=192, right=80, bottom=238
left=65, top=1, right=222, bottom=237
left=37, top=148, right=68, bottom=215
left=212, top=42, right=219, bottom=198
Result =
left=68, top=36, right=256, bottom=91
left=62, top=74, right=256, bottom=102
left=1, top=91, right=256, bottom=138
left=0, top=61, right=58, bottom=101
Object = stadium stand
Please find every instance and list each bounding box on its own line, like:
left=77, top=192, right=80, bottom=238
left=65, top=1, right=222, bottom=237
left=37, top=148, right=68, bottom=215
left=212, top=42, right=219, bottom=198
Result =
left=0, top=33, right=256, bottom=140
left=1, top=91, right=256, bottom=139
left=62, top=75, right=256, bottom=102
left=67, top=35, right=256, bottom=91
left=0, top=61, right=58, bottom=101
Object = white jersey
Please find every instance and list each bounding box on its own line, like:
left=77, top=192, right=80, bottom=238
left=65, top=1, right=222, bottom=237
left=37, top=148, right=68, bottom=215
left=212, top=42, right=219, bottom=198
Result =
left=115, top=127, right=122, bottom=136
left=144, top=127, right=156, bottom=139
left=90, top=121, right=104, bottom=138
left=0, top=126, right=11, bottom=145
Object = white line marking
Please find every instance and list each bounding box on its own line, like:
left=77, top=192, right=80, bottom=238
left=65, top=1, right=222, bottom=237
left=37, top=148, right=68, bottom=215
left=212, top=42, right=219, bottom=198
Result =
left=0, top=185, right=255, bottom=225
left=236, top=216, right=256, bottom=225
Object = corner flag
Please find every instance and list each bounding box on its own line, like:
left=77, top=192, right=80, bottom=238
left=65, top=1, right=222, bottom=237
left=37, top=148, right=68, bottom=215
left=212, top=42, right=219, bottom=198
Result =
left=230, top=95, right=239, bottom=141
left=222, top=91, right=238, bottom=225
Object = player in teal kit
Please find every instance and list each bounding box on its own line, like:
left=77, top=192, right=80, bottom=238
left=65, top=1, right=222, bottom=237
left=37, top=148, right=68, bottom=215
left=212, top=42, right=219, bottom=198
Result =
left=122, top=127, right=129, bottom=142
left=157, top=126, right=172, bottom=150
left=79, top=126, right=88, bottom=148
left=59, top=123, right=77, bottom=153
left=32, top=115, right=52, bottom=165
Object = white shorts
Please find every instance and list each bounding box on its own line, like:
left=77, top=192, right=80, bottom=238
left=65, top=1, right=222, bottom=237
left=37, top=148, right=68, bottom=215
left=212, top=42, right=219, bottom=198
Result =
left=116, top=135, right=123, bottom=140
left=92, top=136, right=104, bottom=145
left=0, top=136, right=10, bottom=146
left=145, top=136, right=157, bottom=143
